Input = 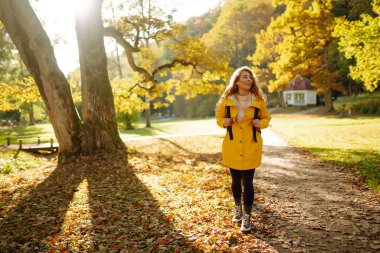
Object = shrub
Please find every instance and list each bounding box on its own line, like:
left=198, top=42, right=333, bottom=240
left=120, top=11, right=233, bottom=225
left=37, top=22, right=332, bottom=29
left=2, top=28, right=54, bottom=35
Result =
left=0, top=158, right=18, bottom=174
left=334, top=92, right=380, bottom=116
left=267, top=96, right=281, bottom=108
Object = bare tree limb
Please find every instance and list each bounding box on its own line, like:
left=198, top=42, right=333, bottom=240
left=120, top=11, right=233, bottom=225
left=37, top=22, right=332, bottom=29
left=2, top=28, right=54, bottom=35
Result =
left=126, top=83, right=150, bottom=94
left=104, top=26, right=153, bottom=82
left=104, top=26, right=208, bottom=92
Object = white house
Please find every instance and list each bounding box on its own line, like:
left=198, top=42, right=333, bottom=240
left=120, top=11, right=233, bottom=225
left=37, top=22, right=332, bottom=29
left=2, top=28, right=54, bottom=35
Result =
left=283, top=75, right=317, bottom=106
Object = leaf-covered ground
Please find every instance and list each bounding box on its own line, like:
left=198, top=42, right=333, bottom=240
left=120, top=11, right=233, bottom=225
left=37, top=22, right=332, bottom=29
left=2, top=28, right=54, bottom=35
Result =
left=1, top=132, right=379, bottom=252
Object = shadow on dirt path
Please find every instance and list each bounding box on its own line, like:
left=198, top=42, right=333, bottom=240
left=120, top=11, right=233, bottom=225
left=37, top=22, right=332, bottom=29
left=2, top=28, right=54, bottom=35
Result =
left=255, top=129, right=380, bottom=252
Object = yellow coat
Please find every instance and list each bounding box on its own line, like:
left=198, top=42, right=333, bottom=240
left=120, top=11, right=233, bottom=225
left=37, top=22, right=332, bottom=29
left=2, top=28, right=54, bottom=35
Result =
left=216, top=95, right=271, bottom=170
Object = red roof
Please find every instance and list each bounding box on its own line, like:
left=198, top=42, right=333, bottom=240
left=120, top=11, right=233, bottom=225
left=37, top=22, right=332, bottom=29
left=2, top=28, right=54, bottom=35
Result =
left=285, top=75, right=314, bottom=90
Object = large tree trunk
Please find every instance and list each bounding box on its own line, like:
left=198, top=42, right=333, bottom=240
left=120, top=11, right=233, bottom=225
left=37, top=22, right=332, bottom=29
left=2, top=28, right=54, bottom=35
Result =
left=0, top=0, right=82, bottom=159
left=324, top=90, right=334, bottom=112
left=75, top=0, right=124, bottom=153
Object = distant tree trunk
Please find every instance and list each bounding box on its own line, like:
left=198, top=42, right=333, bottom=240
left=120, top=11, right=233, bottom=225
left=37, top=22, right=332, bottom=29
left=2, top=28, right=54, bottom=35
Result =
left=75, top=0, right=124, bottom=154
left=324, top=90, right=334, bottom=112
left=125, top=113, right=133, bottom=130
left=28, top=103, right=35, bottom=126
left=0, top=0, right=82, bottom=159
left=115, top=43, right=123, bottom=78
left=110, top=0, right=123, bottom=79
left=278, top=91, right=285, bottom=107
left=145, top=92, right=151, bottom=128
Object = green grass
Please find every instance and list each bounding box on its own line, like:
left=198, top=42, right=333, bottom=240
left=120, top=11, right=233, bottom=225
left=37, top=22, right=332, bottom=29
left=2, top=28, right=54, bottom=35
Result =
left=1, top=119, right=223, bottom=145
left=270, top=105, right=316, bottom=114
left=0, top=119, right=223, bottom=174
left=270, top=114, right=380, bottom=192
left=0, top=149, right=54, bottom=174
left=0, top=124, right=56, bottom=146
left=0, top=124, right=56, bottom=174
left=119, top=118, right=223, bottom=138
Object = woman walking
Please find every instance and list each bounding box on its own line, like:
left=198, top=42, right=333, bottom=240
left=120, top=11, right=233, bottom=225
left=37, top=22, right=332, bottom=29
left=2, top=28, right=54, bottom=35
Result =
left=216, top=66, right=271, bottom=233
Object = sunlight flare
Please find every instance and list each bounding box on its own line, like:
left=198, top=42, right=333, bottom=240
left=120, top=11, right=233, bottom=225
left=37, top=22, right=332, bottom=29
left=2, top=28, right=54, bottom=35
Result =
left=72, top=0, right=94, bottom=17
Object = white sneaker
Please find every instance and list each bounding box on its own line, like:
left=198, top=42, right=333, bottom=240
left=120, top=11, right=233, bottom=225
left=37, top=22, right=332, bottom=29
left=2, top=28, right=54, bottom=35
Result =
left=240, top=213, right=251, bottom=233
left=232, top=205, right=242, bottom=223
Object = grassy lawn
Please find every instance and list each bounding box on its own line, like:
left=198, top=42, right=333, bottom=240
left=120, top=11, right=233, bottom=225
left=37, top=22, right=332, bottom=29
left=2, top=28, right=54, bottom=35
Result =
left=270, top=114, right=380, bottom=192
left=270, top=105, right=316, bottom=114
left=1, top=119, right=223, bottom=146
left=0, top=119, right=223, bottom=174
left=119, top=118, right=223, bottom=138
left=0, top=124, right=56, bottom=145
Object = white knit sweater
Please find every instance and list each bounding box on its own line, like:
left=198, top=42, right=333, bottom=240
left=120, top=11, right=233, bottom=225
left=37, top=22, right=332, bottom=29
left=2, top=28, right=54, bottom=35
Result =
left=232, top=93, right=254, bottom=124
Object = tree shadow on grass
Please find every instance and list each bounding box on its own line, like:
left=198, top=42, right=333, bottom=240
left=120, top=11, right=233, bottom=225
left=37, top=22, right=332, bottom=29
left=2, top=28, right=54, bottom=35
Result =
left=150, top=127, right=172, bottom=134
left=304, top=147, right=380, bottom=184
left=0, top=154, right=199, bottom=252
left=119, top=126, right=172, bottom=137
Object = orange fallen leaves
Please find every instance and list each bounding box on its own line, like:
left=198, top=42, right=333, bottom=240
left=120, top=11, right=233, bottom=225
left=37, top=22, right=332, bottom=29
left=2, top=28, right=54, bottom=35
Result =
left=1, top=136, right=280, bottom=252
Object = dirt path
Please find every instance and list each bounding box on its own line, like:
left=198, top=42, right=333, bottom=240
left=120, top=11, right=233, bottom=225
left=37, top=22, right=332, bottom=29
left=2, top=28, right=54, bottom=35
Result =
left=255, top=129, right=380, bottom=252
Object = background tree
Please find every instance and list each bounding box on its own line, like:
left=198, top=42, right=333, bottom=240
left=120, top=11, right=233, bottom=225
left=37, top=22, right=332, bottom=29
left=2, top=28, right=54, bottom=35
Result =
left=0, top=23, right=41, bottom=124
left=185, top=5, right=222, bottom=37
left=332, top=0, right=375, bottom=20
left=333, top=0, right=380, bottom=92
left=203, top=0, right=274, bottom=69
left=0, top=82, right=16, bottom=112
left=104, top=0, right=230, bottom=127
left=0, top=24, right=15, bottom=83
left=0, top=77, right=41, bottom=125
left=252, top=0, right=346, bottom=111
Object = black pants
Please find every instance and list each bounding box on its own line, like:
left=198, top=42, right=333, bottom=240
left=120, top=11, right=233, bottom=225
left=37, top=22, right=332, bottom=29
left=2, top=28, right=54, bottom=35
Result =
left=229, top=168, right=255, bottom=213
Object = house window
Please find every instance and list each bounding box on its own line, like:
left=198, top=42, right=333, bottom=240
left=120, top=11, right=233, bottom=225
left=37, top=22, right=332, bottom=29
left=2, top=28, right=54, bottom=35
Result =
left=286, top=93, right=292, bottom=101
left=294, top=93, right=305, bottom=104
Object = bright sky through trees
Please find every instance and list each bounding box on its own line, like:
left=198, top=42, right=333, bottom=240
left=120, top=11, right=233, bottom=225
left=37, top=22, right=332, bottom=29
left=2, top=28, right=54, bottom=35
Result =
left=31, top=0, right=223, bottom=74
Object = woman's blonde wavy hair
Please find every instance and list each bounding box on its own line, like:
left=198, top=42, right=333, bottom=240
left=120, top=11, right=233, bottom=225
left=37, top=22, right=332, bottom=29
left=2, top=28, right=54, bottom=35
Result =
left=216, top=66, right=266, bottom=109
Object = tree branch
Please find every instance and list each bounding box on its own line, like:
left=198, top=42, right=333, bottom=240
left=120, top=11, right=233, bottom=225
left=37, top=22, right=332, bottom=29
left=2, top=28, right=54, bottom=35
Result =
left=126, top=83, right=150, bottom=95
left=104, top=26, right=153, bottom=82
left=152, top=59, right=199, bottom=77
left=104, top=27, right=208, bottom=93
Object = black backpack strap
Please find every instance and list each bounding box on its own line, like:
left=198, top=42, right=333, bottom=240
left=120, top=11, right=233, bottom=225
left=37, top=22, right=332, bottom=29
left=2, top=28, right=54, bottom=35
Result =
left=225, top=106, right=233, bottom=140
left=253, top=107, right=260, bottom=142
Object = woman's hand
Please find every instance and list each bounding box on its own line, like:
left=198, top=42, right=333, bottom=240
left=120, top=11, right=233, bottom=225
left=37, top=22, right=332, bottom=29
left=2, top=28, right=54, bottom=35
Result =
left=223, top=118, right=233, bottom=128
left=252, top=119, right=261, bottom=128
